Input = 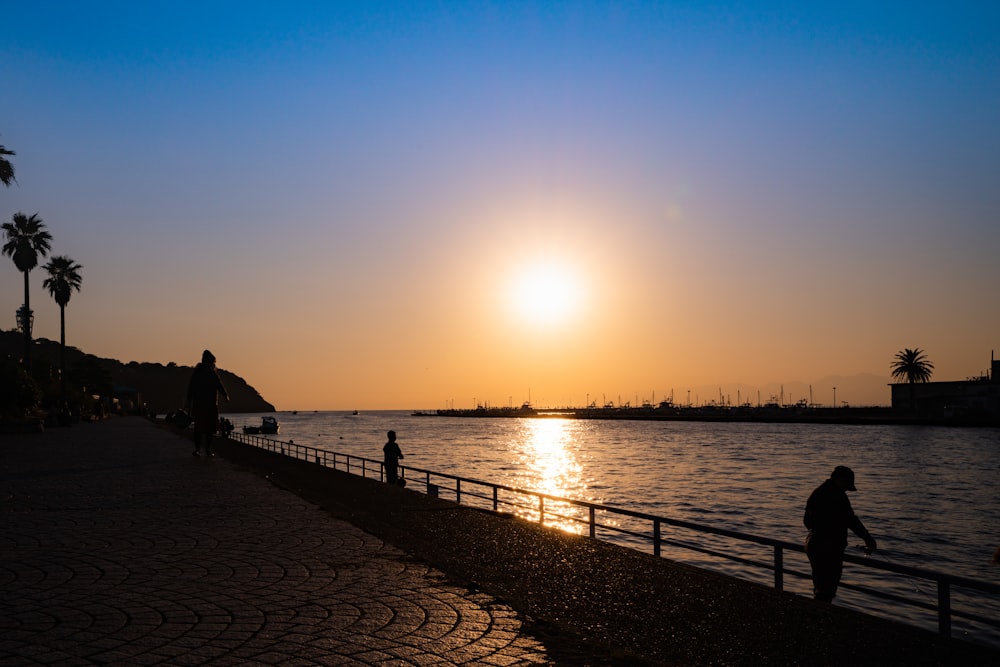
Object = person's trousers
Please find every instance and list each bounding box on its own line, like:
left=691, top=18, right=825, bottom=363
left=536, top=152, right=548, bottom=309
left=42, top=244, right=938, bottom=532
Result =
left=806, top=538, right=844, bottom=601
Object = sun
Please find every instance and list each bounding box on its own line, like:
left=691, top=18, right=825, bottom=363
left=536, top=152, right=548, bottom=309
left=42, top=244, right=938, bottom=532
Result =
left=509, top=262, right=583, bottom=328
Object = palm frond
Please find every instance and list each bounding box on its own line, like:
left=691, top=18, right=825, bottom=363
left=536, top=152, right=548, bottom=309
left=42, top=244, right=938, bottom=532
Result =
left=890, top=347, right=934, bottom=383
left=2, top=212, right=52, bottom=272
left=0, top=144, right=15, bottom=186
left=43, top=255, right=84, bottom=307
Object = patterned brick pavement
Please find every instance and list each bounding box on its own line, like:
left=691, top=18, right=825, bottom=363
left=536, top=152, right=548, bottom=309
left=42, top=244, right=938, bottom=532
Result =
left=0, top=418, right=551, bottom=666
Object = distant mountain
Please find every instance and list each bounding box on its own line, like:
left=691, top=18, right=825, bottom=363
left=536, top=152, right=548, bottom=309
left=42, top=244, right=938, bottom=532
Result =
left=808, top=373, right=892, bottom=407
left=110, top=360, right=275, bottom=415
left=0, top=330, right=274, bottom=414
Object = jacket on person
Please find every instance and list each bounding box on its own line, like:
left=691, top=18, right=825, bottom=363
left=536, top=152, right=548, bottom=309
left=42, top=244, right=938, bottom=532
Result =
left=804, top=478, right=872, bottom=549
left=186, top=363, right=228, bottom=411
left=383, top=440, right=403, bottom=464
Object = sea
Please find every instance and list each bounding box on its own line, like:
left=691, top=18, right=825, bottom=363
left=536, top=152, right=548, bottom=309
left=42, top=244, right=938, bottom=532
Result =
left=225, top=410, right=1000, bottom=647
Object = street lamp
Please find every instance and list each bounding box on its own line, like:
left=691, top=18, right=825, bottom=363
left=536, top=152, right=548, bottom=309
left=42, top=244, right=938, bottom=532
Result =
left=16, top=305, right=33, bottom=336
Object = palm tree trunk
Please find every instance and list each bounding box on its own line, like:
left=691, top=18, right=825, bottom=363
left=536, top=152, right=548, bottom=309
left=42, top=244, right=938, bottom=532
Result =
left=59, top=304, right=66, bottom=402
left=22, top=269, right=31, bottom=372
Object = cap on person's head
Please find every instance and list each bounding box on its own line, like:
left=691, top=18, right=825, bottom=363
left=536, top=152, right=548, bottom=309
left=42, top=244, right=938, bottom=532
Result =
left=202, top=349, right=216, bottom=364
left=831, top=465, right=857, bottom=491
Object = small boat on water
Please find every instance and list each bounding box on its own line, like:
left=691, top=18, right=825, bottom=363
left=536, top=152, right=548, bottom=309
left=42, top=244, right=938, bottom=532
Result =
left=243, top=415, right=280, bottom=434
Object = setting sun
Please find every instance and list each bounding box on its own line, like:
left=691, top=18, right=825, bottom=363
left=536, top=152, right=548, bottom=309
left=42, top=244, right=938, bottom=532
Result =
left=509, top=262, right=584, bottom=328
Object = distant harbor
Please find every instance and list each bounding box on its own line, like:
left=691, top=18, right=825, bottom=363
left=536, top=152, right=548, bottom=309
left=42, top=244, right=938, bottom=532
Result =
left=415, top=401, right=999, bottom=426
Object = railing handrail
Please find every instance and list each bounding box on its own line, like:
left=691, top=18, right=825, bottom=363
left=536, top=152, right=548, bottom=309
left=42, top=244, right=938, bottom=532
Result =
left=405, top=459, right=999, bottom=593
left=229, top=432, right=1000, bottom=642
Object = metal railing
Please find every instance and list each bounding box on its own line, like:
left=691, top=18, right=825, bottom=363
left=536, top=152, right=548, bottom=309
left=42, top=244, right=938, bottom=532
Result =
left=231, top=432, right=1000, bottom=643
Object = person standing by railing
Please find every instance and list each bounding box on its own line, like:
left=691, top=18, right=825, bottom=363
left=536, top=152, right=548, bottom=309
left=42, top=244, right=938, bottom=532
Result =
left=804, top=465, right=878, bottom=602
left=383, top=430, right=405, bottom=486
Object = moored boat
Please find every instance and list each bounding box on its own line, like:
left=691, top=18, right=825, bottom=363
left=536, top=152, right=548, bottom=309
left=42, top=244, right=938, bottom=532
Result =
left=243, top=415, right=280, bottom=434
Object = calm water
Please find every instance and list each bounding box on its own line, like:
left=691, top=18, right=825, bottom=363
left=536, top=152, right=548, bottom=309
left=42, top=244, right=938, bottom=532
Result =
left=226, top=410, right=1000, bottom=645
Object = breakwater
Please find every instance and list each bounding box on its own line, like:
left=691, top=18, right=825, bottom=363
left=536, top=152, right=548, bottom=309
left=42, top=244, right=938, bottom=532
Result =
left=419, top=403, right=999, bottom=426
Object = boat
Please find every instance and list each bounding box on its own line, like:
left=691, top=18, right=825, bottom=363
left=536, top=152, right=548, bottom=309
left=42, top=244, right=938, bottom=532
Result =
left=243, top=416, right=280, bottom=434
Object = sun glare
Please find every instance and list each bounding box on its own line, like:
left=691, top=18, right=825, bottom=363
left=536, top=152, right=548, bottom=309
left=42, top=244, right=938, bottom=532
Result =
left=510, top=263, right=583, bottom=327
left=511, top=418, right=586, bottom=534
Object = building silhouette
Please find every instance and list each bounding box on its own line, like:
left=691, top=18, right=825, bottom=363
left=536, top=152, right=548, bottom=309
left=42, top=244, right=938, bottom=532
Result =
left=890, top=352, right=999, bottom=420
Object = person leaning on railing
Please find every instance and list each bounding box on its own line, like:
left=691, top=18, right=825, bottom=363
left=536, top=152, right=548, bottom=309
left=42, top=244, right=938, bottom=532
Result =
left=383, top=430, right=405, bottom=487
left=803, top=466, right=878, bottom=602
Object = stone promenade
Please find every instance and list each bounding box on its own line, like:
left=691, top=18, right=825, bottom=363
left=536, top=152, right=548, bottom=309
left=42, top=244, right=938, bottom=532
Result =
left=0, top=418, right=550, bottom=666
left=3, top=417, right=999, bottom=666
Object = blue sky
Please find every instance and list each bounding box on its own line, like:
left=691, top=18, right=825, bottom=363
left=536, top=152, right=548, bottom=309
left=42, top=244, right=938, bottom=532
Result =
left=3, top=2, right=998, bottom=409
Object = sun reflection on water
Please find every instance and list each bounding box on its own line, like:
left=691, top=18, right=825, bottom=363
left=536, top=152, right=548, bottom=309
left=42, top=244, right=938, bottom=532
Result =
left=513, top=418, right=587, bottom=534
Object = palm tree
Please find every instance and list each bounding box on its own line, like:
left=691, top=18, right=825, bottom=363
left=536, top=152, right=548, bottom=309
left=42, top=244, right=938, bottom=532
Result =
left=0, top=144, right=14, bottom=187
left=891, top=347, right=934, bottom=414
left=2, top=212, right=53, bottom=371
left=43, top=255, right=83, bottom=400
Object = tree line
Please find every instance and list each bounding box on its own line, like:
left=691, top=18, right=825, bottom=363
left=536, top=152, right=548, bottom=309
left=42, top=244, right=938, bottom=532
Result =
left=2, top=139, right=86, bottom=419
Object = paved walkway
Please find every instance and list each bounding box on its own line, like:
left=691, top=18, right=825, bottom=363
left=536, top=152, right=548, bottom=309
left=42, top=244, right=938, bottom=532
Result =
left=0, top=418, right=551, bottom=666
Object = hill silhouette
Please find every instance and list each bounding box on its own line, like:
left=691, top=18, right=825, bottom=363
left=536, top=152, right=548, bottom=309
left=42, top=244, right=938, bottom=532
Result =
left=0, top=330, right=274, bottom=414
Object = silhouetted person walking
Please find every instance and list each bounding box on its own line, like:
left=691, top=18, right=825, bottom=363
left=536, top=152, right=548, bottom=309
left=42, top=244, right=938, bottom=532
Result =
left=804, top=465, right=877, bottom=601
left=383, top=430, right=404, bottom=486
left=186, top=349, right=229, bottom=457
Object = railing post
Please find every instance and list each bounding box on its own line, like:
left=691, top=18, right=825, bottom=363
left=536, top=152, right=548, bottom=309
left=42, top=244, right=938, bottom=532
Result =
left=589, top=507, right=595, bottom=539
left=539, top=496, right=545, bottom=525
left=493, top=486, right=498, bottom=511
left=653, top=519, right=661, bottom=557
left=774, top=545, right=783, bottom=591
left=456, top=479, right=461, bottom=504
left=938, top=581, right=951, bottom=637
left=426, top=471, right=430, bottom=490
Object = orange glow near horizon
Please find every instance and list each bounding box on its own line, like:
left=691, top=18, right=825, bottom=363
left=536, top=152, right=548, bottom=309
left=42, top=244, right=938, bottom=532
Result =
left=3, top=4, right=997, bottom=413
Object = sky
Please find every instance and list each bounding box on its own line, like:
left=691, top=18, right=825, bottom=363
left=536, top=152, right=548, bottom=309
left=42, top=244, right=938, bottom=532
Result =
left=2, top=1, right=998, bottom=410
